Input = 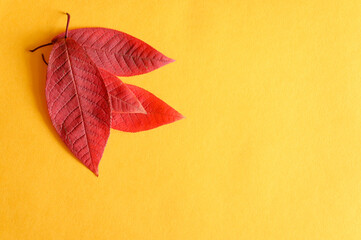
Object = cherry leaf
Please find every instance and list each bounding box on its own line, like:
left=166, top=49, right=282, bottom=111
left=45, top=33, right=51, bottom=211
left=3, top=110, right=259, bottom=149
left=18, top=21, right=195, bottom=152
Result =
left=46, top=38, right=111, bottom=176
left=99, top=68, right=146, bottom=114
left=111, top=84, right=184, bottom=132
left=52, top=28, right=175, bottom=77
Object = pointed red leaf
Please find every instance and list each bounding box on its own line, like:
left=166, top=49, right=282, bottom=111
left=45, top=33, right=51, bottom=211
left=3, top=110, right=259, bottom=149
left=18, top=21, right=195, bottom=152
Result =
left=111, top=84, right=184, bottom=132
left=52, top=28, right=175, bottom=77
left=98, top=68, right=146, bottom=113
left=46, top=38, right=111, bottom=176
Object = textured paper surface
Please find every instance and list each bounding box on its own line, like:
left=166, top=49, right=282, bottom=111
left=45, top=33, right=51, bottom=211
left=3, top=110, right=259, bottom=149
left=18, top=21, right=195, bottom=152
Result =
left=1, top=1, right=361, bottom=239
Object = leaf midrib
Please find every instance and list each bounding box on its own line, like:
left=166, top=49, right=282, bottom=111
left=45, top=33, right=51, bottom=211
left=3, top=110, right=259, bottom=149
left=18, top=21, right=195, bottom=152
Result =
left=64, top=40, right=95, bottom=171
left=84, top=45, right=170, bottom=62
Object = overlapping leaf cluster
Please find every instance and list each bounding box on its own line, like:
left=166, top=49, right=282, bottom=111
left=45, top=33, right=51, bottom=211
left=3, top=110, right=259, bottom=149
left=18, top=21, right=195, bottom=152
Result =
left=32, top=15, right=183, bottom=175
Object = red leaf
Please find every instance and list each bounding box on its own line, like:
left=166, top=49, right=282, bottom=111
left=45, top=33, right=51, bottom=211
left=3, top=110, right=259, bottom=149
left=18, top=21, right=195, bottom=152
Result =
left=99, top=68, right=146, bottom=114
left=52, top=28, right=175, bottom=77
left=46, top=38, right=111, bottom=176
left=111, top=84, right=184, bottom=132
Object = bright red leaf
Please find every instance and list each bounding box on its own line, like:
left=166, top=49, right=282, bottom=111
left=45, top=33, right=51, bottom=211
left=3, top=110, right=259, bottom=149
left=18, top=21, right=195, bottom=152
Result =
left=52, top=28, right=175, bottom=77
left=30, top=13, right=183, bottom=176
left=46, top=37, right=111, bottom=176
left=111, top=84, right=184, bottom=132
left=99, top=68, right=146, bottom=113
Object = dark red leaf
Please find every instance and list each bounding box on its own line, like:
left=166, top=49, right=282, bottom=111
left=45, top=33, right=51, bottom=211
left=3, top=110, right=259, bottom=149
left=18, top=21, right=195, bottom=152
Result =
left=46, top=38, right=111, bottom=176
left=52, top=28, right=175, bottom=77
left=111, top=84, right=184, bottom=132
left=99, top=68, right=146, bottom=114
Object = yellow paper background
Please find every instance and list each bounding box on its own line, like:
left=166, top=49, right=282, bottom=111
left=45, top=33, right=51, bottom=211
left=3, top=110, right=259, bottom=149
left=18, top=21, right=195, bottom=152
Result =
left=2, top=0, right=361, bottom=239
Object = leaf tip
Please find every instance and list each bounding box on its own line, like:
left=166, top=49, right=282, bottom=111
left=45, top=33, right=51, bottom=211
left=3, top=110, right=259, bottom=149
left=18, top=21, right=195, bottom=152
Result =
left=177, top=113, right=185, bottom=121
left=89, top=162, right=99, bottom=176
left=138, top=105, right=147, bottom=114
left=173, top=110, right=185, bottom=122
left=168, top=58, right=176, bottom=64
left=92, top=167, right=99, bottom=177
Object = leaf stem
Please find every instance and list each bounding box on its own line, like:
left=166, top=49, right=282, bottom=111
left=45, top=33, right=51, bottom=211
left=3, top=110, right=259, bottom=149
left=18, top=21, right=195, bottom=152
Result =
left=29, top=42, right=53, bottom=52
left=65, top=12, right=70, bottom=38
left=41, top=54, right=48, bottom=65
